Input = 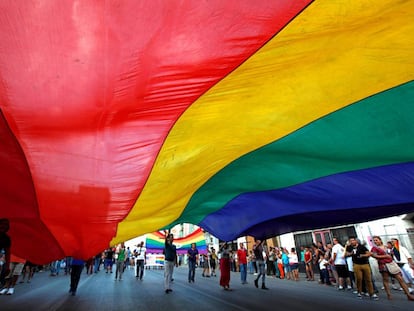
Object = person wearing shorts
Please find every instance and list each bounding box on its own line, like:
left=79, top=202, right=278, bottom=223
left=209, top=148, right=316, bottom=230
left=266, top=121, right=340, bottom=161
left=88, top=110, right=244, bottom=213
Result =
left=332, top=237, right=352, bottom=290
left=0, top=254, right=26, bottom=295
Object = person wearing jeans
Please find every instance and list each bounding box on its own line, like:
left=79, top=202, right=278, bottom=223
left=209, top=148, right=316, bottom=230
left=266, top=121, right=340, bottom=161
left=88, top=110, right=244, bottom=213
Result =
left=253, top=239, right=268, bottom=290
left=237, top=242, right=248, bottom=284
left=187, top=243, right=198, bottom=283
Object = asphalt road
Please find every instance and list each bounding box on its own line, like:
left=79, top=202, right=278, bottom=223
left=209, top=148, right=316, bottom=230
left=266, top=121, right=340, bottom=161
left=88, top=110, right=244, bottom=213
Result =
left=0, top=265, right=412, bottom=311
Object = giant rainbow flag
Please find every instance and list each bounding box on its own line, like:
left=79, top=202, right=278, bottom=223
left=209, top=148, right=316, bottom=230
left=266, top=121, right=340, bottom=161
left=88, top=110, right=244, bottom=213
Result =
left=145, top=228, right=208, bottom=255
left=0, top=1, right=413, bottom=263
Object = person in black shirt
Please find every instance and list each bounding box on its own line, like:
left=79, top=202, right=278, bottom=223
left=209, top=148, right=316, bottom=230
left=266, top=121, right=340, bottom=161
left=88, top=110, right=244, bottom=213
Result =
left=104, top=248, right=114, bottom=273
left=345, top=237, right=378, bottom=300
left=253, top=239, right=268, bottom=290
left=163, top=232, right=177, bottom=293
left=187, top=243, right=198, bottom=283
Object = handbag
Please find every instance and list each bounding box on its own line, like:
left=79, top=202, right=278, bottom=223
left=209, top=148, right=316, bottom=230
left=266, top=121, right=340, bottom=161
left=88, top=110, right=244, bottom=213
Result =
left=385, top=261, right=401, bottom=275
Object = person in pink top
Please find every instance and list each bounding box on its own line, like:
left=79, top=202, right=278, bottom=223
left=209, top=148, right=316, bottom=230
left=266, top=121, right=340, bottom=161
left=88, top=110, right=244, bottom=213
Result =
left=371, top=236, right=414, bottom=301
left=237, top=243, right=248, bottom=284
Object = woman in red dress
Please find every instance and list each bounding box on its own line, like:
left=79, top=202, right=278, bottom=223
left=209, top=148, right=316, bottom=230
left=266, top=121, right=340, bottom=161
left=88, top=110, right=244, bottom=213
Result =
left=219, top=243, right=231, bottom=290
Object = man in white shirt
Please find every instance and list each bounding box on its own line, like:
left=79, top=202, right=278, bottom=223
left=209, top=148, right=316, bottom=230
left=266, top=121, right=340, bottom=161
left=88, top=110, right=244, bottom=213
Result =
left=135, top=241, right=147, bottom=280
left=332, top=237, right=352, bottom=290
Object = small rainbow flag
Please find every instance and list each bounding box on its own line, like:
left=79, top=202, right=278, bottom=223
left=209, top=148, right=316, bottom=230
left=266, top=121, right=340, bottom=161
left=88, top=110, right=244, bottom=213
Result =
left=155, top=255, right=165, bottom=265
left=393, top=239, right=401, bottom=261
left=146, top=228, right=207, bottom=254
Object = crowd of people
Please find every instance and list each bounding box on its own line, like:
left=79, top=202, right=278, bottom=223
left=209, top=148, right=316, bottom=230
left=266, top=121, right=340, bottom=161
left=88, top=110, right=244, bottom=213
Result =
left=177, top=234, right=414, bottom=302
left=1, top=217, right=414, bottom=303
left=209, top=236, right=414, bottom=302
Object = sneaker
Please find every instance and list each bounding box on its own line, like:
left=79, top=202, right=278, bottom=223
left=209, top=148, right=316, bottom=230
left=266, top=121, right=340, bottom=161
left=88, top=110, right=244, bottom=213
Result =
left=371, top=294, right=379, bottom=300
left=357, top=293, right=362, bottom=298
left=391, top=284, right=399, bottom=290
left=6, top=288, right=14, bottom=295
left=0, top=288, right=8, bottom=295
left=338, top=286, right=344, bottom=290
left=353, top=290, right=359, bottom=294
left=347, top=286, right=352, bottom=290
